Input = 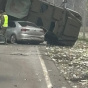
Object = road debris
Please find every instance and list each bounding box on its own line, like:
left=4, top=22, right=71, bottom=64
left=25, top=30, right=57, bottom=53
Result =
left=46, top=40, right=88, bottom=88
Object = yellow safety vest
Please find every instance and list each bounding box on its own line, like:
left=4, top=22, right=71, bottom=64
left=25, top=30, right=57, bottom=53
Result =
left=3, top=15, right=8, bottom=27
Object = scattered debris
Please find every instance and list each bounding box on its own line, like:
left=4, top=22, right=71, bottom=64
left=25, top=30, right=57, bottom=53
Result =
left=46, top=40, right=88, bottom=88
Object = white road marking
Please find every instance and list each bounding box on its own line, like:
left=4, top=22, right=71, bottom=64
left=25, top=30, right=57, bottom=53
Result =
left=36, top=47, right=53, bottom=88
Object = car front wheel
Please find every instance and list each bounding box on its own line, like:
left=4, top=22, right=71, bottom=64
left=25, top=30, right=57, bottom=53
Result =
left=10, top=34, right=17, bottom=44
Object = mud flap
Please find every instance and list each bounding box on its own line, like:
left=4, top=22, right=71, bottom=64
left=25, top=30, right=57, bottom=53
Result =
left=44, top=31, right=58, bottom=45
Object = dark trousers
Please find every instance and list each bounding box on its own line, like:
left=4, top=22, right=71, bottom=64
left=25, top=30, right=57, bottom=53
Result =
left=1, top=27, right=7, bottom=43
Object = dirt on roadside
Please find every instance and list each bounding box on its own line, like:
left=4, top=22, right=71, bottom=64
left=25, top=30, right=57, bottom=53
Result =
left=45, top=39, right=88, bottom=88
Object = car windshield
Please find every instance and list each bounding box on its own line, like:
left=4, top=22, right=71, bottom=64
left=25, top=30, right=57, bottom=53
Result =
left=18, top=22, right=39, bottom=28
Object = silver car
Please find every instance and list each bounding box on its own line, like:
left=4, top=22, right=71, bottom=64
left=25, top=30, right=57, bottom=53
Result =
left=6, top=21, right=44, bottom=44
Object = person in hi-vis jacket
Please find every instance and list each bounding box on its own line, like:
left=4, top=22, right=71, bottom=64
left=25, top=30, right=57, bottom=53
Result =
left=0, top=11, right=8, bottom=44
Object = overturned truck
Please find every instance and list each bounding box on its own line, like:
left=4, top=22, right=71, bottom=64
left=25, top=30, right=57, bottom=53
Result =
left=44, top=7, right=82, bottom=46
left=31, top=1, right=82, bottom=46
left=0, top=0, right=82, bottom=46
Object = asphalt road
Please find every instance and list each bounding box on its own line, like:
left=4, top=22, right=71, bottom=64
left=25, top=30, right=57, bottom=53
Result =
left=0, top=44, right=71, bottom=88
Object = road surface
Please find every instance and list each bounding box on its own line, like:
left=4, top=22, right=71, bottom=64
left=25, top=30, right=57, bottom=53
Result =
left=0, top=44, right=71, bottom=88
